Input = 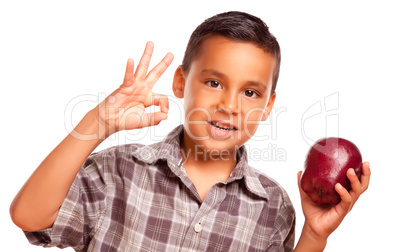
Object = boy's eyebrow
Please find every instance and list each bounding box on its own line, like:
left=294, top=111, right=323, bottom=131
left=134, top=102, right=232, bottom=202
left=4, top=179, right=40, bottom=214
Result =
left=201, top=69, right=268, bottom=92
left=246, top=81, right=267, bottom=92
left=200, top=69, right=226, bottom=79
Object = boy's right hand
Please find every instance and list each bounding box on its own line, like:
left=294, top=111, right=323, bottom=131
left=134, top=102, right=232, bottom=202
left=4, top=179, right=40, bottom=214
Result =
left=94, top=42, right=174, bottom=138
left=9, top=42, right=173, bottom=232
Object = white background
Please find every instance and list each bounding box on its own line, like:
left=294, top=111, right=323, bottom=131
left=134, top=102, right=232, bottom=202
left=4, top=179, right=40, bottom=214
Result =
left=1, top=1, right=401, bottom=251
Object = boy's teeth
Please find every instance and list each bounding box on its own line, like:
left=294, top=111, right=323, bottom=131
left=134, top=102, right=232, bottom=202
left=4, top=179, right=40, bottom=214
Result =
left=216, top=122, right=229, bottom=129
left=211, top=122, right=234, bottom=130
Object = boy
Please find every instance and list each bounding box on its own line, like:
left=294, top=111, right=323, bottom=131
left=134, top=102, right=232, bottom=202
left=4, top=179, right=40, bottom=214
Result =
left=10, top=11, right=370, bottom=251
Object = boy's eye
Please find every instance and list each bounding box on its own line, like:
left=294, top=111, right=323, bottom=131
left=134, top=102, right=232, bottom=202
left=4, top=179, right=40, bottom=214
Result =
left=206, top=80, right=222, bottom=88
left=244, top=90, right=259, bottom=98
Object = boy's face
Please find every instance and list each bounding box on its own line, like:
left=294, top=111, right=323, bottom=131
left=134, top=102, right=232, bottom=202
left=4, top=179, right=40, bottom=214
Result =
left=173, top=36, right=277, bottom=155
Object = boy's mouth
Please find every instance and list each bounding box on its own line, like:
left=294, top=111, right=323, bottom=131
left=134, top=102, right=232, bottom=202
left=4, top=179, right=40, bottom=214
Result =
left=207, top=121, right=237, bottom=131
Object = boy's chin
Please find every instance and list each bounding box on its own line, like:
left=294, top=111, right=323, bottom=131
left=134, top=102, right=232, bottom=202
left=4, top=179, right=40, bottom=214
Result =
left=191, top=138, right=244, bottom=155
left=182, top=124, right=250, bottom=153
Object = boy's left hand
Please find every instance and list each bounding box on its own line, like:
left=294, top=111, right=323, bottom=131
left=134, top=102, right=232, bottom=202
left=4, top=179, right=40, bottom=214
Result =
left=297, top=161, right=371, bottom=241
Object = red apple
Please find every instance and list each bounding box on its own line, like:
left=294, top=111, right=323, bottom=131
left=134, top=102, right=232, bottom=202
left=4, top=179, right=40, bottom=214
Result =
left=301, top=137, right=362, bottom=205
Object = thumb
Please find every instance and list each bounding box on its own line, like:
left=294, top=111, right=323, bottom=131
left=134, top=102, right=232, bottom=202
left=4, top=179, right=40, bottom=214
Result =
left=297, top=171, right=310, bottom=200
left=297, top=171, right=303, bottom=191
left=141, top=112, right=168, bottom=127
left=149, top=93, right=169, bottom=113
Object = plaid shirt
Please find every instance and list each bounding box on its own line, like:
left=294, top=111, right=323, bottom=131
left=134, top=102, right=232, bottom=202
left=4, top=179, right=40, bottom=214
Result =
left=24, top=125, right=295, bottom=251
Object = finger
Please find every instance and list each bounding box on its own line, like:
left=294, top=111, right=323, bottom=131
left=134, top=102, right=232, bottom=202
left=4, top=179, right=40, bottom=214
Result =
left=149, top=93, right=169, bottom=114
left=347, top=168, right=362, bottom=196
left=360, top=161, right=371, bottom=192
left=140, top=112, right=168, bottom=127
left=146, top=52, right=174, bottom=87
left=334, top=183, right=352, bottom=214
left=134, top=41, right=154, bottom=79
left=122, top=58, right=135, bottom=87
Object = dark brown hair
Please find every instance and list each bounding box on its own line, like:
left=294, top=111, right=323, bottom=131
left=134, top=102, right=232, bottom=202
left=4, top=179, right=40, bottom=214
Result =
left=182, top=11, right=281, bottom=95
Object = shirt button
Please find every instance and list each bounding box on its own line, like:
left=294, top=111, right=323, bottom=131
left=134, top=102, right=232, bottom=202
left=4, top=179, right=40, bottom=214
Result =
left=194, top=223, right=202, bottom=233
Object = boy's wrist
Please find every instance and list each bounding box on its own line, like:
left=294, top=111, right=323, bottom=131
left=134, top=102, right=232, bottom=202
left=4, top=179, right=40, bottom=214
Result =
left=294, top=224, right=327, bottom=252
left=69, top=109, right=108, bottom=142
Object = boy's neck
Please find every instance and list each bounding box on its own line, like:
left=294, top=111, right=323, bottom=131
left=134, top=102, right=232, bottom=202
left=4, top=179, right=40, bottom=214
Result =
left=180, top=133, right=238, bottom=180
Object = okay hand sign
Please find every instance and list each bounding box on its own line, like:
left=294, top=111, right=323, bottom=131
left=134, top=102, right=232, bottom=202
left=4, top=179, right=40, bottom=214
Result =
left=94, top=42, right=174, bottom=137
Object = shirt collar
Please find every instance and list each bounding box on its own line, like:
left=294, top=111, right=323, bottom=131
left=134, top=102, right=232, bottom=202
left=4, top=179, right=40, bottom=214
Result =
left=132, top=124, right=269, bottom=200
left=132, top=125, right=183, bottom=175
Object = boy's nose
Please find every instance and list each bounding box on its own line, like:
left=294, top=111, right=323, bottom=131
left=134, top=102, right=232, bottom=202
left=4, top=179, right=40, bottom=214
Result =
left=216, top=92, right=240, bottom=115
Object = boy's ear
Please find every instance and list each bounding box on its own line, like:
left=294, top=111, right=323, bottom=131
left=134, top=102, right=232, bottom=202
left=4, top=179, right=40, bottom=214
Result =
left=172, top=65, right=185, bottom=98
left=262, top=92, right=276, bottom=121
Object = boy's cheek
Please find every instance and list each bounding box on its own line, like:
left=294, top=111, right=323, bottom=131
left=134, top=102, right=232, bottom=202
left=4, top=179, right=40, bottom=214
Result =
left=185, top=108, right=211, bottom=124
left=243, top=108, right=264, bottom=126
left=241, top=110, right=264, bottom=137
left=243, top=122, right=260, bottom=138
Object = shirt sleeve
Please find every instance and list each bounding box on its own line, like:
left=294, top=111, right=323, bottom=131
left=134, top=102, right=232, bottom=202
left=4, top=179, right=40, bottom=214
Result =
left=283, top=213, right=296, bottom=252
left=266, top=199, right=296, bottom=252
left=23, top=154, right=107, bottom=251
